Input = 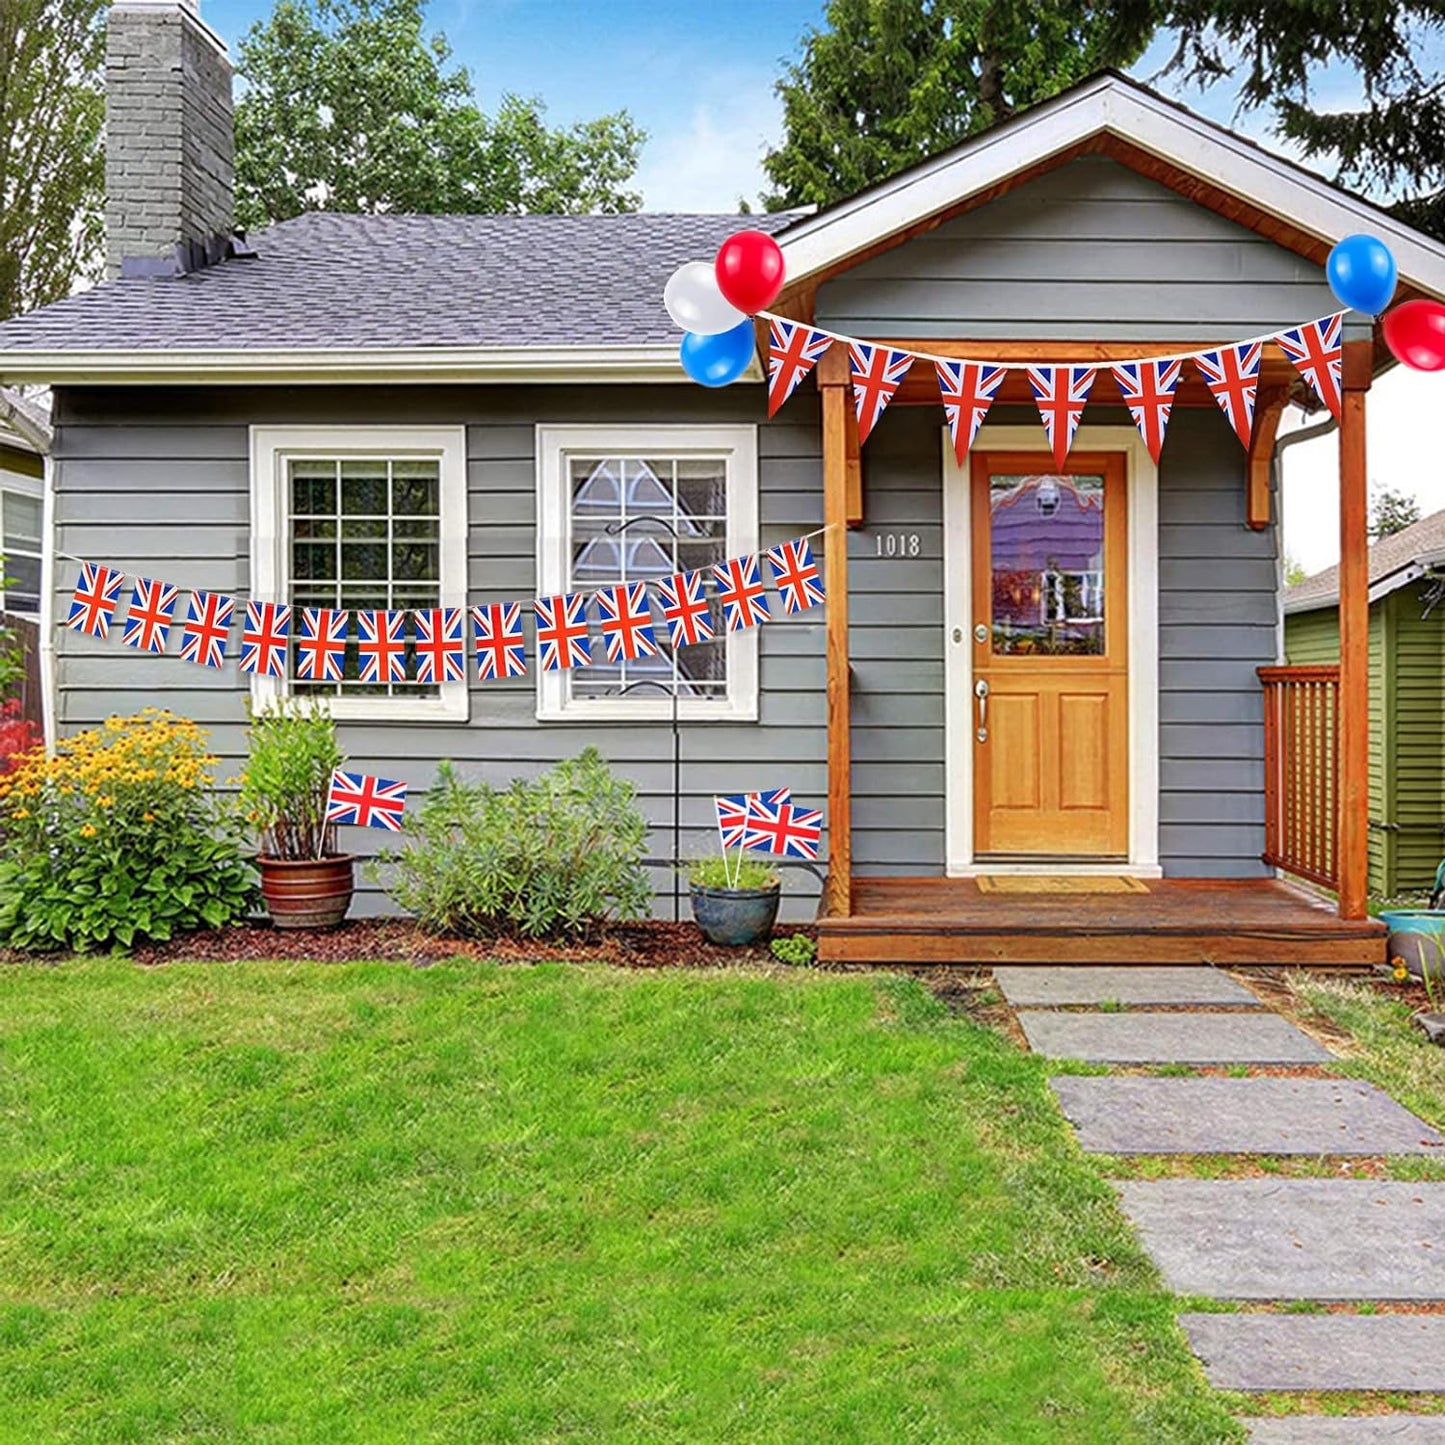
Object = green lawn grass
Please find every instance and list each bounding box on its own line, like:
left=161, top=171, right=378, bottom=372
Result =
left=0, top=960, right=1239, bottom=1443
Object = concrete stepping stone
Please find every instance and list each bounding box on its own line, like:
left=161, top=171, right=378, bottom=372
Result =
left=1051, top=1077, right=1445, bottom=1154
left=1117, top=1180, right=1445, bottom=1300
left=1248, top=1420, right=1445, bottom=1442
left=1018, top=1010, right=1331, bottom=1063
left=995, top=964, right=1261, bottom=1007
left=1181, top=1312, right=1445, bottom=1391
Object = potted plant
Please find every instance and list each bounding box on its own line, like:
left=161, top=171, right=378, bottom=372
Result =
left=687, top=854, right=781, bottom=947
left=239, top=697, right=353, bottom=929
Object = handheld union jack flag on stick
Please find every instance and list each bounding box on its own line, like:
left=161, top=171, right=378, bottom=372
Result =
left=1193, top=341, right=1263, bottom=447
left=67, top=561, right=124, bottom=639
left=766, top=537, right=824, bottom=613
left=472, top=602, right=526, bottom=680
left=239, top=601, right=291, bottom=678
left=357, top=609, right=408, bottom=683
left=848, top=341, right=913, bottom=445
left=179, top=590, right=233, bottom=668
left=715, top=787, right=791, bottom=887
left=297, top=607, right=348, bottom=682
left=595, top=581, right=659, bottom=662
left=767, top=318, right=833, bottom=417
left=656, top=570, right=713, bottom=647
left=743, top=794, right=824, bottom=860
left=415, top=607, right=466, bottom=684
left=122, top=577, right=177, bottom=654
left=713, top=554, right=769, bottom=631
left=1027, top=365, right=1097, bottom=468
left=325, top=769, right=407, bottom=832
left=535, top=592, right=591, bottom=671
left=935, top=360, right=1006, bottom=465
left=1111, top=358, right=1183, bottom=465
left=1276, top=313, right=1344, bottom=421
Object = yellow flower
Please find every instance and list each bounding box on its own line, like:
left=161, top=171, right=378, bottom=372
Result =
left=1392, top=956, right=1410, bottom=982
left=12, top=808, right=28, bottom=820
left=97, top=796, right=114, bottom=808
left=79, top=823, right=97, bottom=838
left=142, top=811, right=155, bottom=823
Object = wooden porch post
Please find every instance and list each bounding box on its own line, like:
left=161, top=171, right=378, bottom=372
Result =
left=1337, top=340, right=1373, bottom=920
left=818, top=345, right=853, bottom=916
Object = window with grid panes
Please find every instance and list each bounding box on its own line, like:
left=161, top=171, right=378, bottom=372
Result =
left=1, top=490, right=41, bottom=615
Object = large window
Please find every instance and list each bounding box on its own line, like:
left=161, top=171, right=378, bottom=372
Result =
left=0, top=488, right=41, bottom=616
left=536, top=425, right=759, bottom=721
left=250, top=427, right=468, bottom=720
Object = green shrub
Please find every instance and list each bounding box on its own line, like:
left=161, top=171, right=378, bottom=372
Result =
left=769, top=932, right=817, bottom=966
left=0, top=710, right=256, bottom=952
left=687, top=854, right=779, bottom=890
left=376, top=749, right=652, bottom=939
left=238, top=697, right=344, bottom=860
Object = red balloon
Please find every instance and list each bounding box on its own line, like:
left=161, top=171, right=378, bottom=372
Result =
left=715, top=230, right=785, bottom=315
left=1383, top=298, right=1445, bottom=371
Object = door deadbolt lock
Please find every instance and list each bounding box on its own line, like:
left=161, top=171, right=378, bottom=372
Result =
left=973, top=623, right=988, bottom=643
left=952, top=626, right=963, bottom=643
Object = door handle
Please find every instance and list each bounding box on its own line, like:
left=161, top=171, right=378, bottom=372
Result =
left=974, top=678, right=989, bottom=742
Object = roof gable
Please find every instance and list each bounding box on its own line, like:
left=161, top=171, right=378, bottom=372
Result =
left=1286, top=507, right=1445, bottom=614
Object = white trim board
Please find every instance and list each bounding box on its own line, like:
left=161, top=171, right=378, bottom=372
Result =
left=942, top=424, right=1160, bottom=875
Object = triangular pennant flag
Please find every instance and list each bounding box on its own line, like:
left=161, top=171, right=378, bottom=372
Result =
left=1193, top=341, right=1263, bottom=448
left=1027, top=365, right=1096, bottom=468
left=936, top=360, right=1007, bottom=465
left=1111, top=358, right=1184, bottom=465
left=1276, top=313, right=1344, bottom=420
left=848, top=341, right=914, bottom=444
left=767, top=319, right=832, bottom=417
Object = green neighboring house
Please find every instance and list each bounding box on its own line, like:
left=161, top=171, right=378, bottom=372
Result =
left=1285, top=510, right=1445, bottom=898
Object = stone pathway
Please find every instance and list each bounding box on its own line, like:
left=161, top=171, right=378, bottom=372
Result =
left=991, top=963, right=1445, bottom=1440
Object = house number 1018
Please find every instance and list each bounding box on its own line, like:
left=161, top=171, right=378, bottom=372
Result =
left=874, top=532, right=922, bottom=557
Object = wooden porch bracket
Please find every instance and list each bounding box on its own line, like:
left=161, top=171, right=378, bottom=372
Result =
left=1337, top=339, right=1373, bottom=921
left=1247, top=389, right=1289, bottom=530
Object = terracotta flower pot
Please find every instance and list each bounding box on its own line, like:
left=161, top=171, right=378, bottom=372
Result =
left=258, top=854, right=355, bottom=930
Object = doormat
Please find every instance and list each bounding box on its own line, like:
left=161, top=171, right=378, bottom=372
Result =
left=976, top=876, right=1150, bottom=895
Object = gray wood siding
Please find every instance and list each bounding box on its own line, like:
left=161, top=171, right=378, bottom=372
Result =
left=816, top=154, right=1367, bottom=343
left=52, top=385, right=827, bottom=920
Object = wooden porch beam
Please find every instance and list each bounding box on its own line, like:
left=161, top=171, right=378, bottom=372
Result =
left=1337, top=340, right=1373, bottom=922
left=1247, top=390, right=1289, bottom=531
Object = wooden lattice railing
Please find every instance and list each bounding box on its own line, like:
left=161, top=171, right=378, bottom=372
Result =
left=1259, top=665, right=1340, bottom=889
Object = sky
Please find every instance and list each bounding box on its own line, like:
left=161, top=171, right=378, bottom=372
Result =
left=193, top=0, right=1445, bottom=574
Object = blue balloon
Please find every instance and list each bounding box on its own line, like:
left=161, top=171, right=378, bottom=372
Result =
left=680, top=318, right=755, bottom=387
left=1327, top=234, right=1398, bottom=316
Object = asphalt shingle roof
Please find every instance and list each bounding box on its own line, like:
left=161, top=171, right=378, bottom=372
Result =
left=1286, top=507, right=1445, bottom=611
left=0, top=211, right=797, bottom=353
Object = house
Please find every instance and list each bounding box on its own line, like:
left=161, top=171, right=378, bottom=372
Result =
left=2, top=0, right=1438, bottom=964
left=1285, top=510, right=1445, bottom=899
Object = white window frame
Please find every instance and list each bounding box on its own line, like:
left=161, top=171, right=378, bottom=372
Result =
left=535, top=423, right=759, bottom=722
left=0, top=474, right=44, bottom=618
left=249, top=425, right=469, bottom=721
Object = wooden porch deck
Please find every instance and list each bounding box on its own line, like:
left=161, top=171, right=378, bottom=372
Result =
left=816, top=877, right=1386, bottom=968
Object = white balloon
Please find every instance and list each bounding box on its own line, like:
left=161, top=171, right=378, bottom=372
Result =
left=664, top=260, right=747, bottom=335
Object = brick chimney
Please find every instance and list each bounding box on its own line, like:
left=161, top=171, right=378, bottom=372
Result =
left=105, top=0, right=235, bottom=278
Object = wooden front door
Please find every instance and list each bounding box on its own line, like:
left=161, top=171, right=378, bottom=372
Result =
left=971, top=451, right=1129, bottom=858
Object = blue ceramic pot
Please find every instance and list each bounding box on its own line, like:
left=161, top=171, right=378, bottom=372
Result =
left=1380, top=909, right=1445, bottom=981
left=690, top=882, right=781, bottom=947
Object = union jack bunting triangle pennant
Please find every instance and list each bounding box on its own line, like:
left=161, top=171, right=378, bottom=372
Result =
left=239, top=601, right=291, bottom=678
left=471, top=602, right=526, bottom=680
left=297, top=607, right=348, bottom=682
left=656, top=570, right=714, bottom=648
left=595, top=581, right=659, bottom=662
left=325, top=768, right=407, bottom=832
left=1276, top=313, right=1344, bottom=421
left=848, top=341, right=914, bottom=445
left=713, top=554, right=770, bottom=631
left=67, top=561, right=124, bottom=639
left=357, top=609, right=408, bottom=683
left=715, top=788, right=791, bottom=850
left=179, top=590, right=233, bottom=669
left=1111, top=358, right=1184, bottom=465
left=766, top=536, right=824, bottom=613
left=535, top=592, right=590, bottom=671
left=1193, top=341, right=1263, bottom=447
left=935, top=360, right=1007, bottom=465
left=415, top=607, right=466, bottom=684
left=1027, top=365, right=1097, bottom=468
left=767, top=318, right=833, bottom=417
left=743, top=794, right=824, bottom=860
left=122, top=577, right=177, bottom=654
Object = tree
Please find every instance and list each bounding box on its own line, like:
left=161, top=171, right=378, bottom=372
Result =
left=1283, top=554, right=1311, bottom=587
left=234, top=0, right=644, bottom=229
left=0, top=0, right=105, bottom=321
left=1369, top=485, right=1423, bottom=538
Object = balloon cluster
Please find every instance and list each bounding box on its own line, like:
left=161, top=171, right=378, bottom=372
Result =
left=664, top=230, right=785, bottom=387
left=1328, top=233, right=1445, bottom=372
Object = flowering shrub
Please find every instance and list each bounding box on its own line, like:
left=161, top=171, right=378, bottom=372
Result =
left=0, top=709, right=256, bottom=952
left=0, top=699, right=41, bottom=775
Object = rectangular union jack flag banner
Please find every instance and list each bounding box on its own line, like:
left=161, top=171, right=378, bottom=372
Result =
left=595, top=581, right=658, bottom=662
left=122, top=577, right=177, bottom=654
left=1193, top=341, right=1263, bottom=447
left=714, top=788, right=791, bottom=850
left=535, top=592, right=590, bottom=671
left=297, top=607, right=348, bottom=682
left=767, top=318, right=833, bottom=417
left=713, top=554, right=769, bottom=631
left=743, top=794, right=824, bottom=860
left=178, top=590, right=233, bottom=668
left=1276, top=312, right=1344, bottom=421
left=239, top=601, right=291, bottom=678
left=656, top=570, right=713, bottom=648
left=357, top=609, right=408, bottom=683
left=1027, top=365, right=1097, bottom=468
left=472, top=602, right=526, bottom=680
left=1111, top=358, right=1183, bottom=465
left=67, top=561, right=124, bottom=639
left=766, top=537, right=824, bottom=614
left=935, top=359, right=1006, bottom=465
left=414, top=607, right=466, bottom=685
left=848, top=341, right=914, bottom=444
left=325, top=768, right=407, bottom=831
